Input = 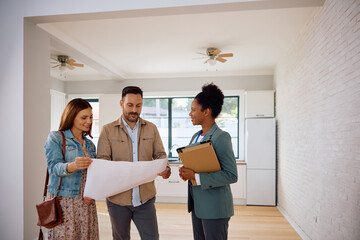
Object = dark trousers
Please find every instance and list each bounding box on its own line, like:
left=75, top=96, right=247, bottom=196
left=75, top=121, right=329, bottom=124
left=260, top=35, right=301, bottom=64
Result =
left=106, top=198, right=159, bottom=240
left=191, top=211, right=230, bottom=240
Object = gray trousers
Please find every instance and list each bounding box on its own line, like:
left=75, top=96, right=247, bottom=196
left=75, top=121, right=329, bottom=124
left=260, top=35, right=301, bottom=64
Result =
left=191, top=211, right=230, bottom=240
left=106, top=198, right=159, bottom=240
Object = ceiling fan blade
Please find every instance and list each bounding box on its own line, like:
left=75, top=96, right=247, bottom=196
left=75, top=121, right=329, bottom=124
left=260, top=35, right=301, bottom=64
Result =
left=218, top=53, right=233, bottom=58
left=50, top=57, right=58, bottom=62
left=66, top=59, right=76, bottom=64
left=193, top=57, right=208, bottom=60
left=216, top=57, right=227, bottom=63
left=213, top=49, right=221, bottom=56
left=67, top=65, right=75, bottom=70
left=51, top=64, right=60, bottom=68
left=70, top=63, right=84, bottom=67
left=196, top=52, right=207, bottom=56
left=204, top=59, right=209, bottom=64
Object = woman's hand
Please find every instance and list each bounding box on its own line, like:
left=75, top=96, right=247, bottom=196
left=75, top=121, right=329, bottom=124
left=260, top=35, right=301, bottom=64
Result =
left=83, top=197, right=94, bottom=205
left=66, top=157, right=93, bottom=173
left=74, top=157, right=93, bottom=169
left=179, top=166, right=195, bottom=181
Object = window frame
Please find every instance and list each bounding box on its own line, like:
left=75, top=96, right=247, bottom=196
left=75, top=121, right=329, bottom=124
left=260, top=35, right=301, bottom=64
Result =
left=143, top=90, right=245, bottom=160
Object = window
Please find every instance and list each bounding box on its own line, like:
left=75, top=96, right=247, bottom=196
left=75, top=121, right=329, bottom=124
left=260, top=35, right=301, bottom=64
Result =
left=141, top=96, right=240, bottom=159
left=85, top=99, right=100, bottom=147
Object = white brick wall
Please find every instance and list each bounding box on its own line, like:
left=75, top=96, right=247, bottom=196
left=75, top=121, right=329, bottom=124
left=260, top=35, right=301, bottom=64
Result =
left=275, top=0, right=360, bottom=239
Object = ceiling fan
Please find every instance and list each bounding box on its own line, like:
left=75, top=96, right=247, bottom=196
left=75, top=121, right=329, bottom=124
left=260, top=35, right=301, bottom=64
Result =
left=196, top=47, right=234, bottom=65
left=51, top=55, right=84, bottom=70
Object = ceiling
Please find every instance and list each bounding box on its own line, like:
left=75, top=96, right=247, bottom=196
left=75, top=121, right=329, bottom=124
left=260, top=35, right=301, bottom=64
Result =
left=38, top=1, right=323, bottom=81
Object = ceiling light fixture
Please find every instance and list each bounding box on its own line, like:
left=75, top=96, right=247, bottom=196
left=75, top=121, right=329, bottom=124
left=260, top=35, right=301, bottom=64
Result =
left=59, top=65, right=67, bottom=71
left=208, top=58, right=217, bottom=66
left=56, top=64, right=69, bottom=79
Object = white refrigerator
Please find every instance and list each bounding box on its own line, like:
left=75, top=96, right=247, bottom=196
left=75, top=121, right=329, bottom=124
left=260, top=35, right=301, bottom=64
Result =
left=245, top=118, right=276, bottom=206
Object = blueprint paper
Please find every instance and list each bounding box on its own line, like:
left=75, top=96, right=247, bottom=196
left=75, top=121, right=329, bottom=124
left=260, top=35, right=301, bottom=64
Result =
left=84, top=158, right=168, bottom=200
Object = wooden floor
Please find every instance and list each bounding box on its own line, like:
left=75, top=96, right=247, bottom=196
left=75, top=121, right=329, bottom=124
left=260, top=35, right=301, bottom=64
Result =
left=96, top=201, right=301, bottom=240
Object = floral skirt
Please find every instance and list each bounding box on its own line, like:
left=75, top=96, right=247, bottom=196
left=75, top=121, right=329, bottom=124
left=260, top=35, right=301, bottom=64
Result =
left=48, top=170, right=99, bottom=240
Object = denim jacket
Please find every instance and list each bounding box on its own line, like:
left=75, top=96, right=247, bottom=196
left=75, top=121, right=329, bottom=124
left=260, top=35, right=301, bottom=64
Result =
left=44, top=129, right=96, bottom=197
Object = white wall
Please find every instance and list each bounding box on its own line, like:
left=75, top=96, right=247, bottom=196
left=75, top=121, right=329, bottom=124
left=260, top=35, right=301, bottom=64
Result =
left=50, top=76, right=65, bottom=93
left=65, top=75, right=273, bottom=94
left=65, top=75, right=272, bottom=137
left=2, top=1, right=258, bottom=239
left=0, top=4, right=25, bottom=240
left=99, top=94, right=123, bottom=130
left=275, top=0, right=360, bottom=239
left=23, top=19, right=52, bottom=239
left=50, top=90, right=66, bottom=131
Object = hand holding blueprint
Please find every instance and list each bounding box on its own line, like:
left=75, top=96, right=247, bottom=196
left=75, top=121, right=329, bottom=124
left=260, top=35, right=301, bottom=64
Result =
left=84, top=158, right=168, bottom=200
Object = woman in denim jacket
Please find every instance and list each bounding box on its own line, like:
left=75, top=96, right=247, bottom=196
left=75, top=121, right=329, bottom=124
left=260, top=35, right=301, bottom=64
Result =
left=44, top=98, right=99, bottom=240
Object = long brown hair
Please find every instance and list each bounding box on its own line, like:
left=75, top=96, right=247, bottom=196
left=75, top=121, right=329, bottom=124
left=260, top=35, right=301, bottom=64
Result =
left=58, top=98, right=93, bottom=138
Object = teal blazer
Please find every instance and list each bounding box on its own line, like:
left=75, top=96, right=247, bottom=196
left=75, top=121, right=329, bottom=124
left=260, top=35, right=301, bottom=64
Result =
left=187, top=123, right=238, bottom=219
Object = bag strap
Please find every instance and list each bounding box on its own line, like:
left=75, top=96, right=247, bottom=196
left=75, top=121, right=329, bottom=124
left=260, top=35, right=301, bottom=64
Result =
left=42, top=131, right=66, bottom=198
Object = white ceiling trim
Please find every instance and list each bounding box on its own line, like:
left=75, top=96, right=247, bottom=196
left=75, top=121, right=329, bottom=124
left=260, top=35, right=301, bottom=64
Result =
left=30, top=0, right=325, bottom=24
left=125, top=69, right=274, bottom=79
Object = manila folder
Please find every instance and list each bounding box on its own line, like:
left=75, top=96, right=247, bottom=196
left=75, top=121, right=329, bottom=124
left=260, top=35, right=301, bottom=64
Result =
left=177, top=141, right=221, bottom=186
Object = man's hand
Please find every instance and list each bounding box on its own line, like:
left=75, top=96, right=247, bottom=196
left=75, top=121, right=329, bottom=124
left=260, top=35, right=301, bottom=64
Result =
left=179, top=166, right=195, bottom=181
left=158, top=166, right=171, bottom=179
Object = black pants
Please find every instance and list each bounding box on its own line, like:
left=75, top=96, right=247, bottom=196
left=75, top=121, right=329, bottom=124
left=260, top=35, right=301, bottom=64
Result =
left=106, top=198, right=159, bottom=240
left=191, top=211, right=230, bottom=240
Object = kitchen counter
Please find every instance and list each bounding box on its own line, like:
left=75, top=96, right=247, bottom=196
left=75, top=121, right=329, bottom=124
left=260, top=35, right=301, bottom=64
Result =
left=157, top=161, right=247, bottom=205
left=168, top=160, right=246, bottom=165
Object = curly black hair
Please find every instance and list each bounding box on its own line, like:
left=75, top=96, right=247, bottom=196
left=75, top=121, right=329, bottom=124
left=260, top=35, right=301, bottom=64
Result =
left=195, top=83, right=224, bottom=118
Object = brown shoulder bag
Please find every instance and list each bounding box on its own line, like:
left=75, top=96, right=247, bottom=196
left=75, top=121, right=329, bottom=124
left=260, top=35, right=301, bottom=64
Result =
left=36, top=131, right=65, bottom=239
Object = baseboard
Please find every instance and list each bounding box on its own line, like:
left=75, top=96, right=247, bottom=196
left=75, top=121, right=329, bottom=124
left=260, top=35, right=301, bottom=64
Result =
left=277, top=205, right=311, bottom=240
left=233, top=198, right=247, bottom=205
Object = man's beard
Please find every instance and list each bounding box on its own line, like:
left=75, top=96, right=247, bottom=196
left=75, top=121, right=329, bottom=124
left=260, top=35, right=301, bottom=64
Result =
left=124, top=112, right=139, bottom=122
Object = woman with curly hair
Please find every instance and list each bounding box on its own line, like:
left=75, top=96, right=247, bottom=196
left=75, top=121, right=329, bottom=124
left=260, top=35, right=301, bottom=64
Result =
left=179, top=83, right=238, bottom=240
